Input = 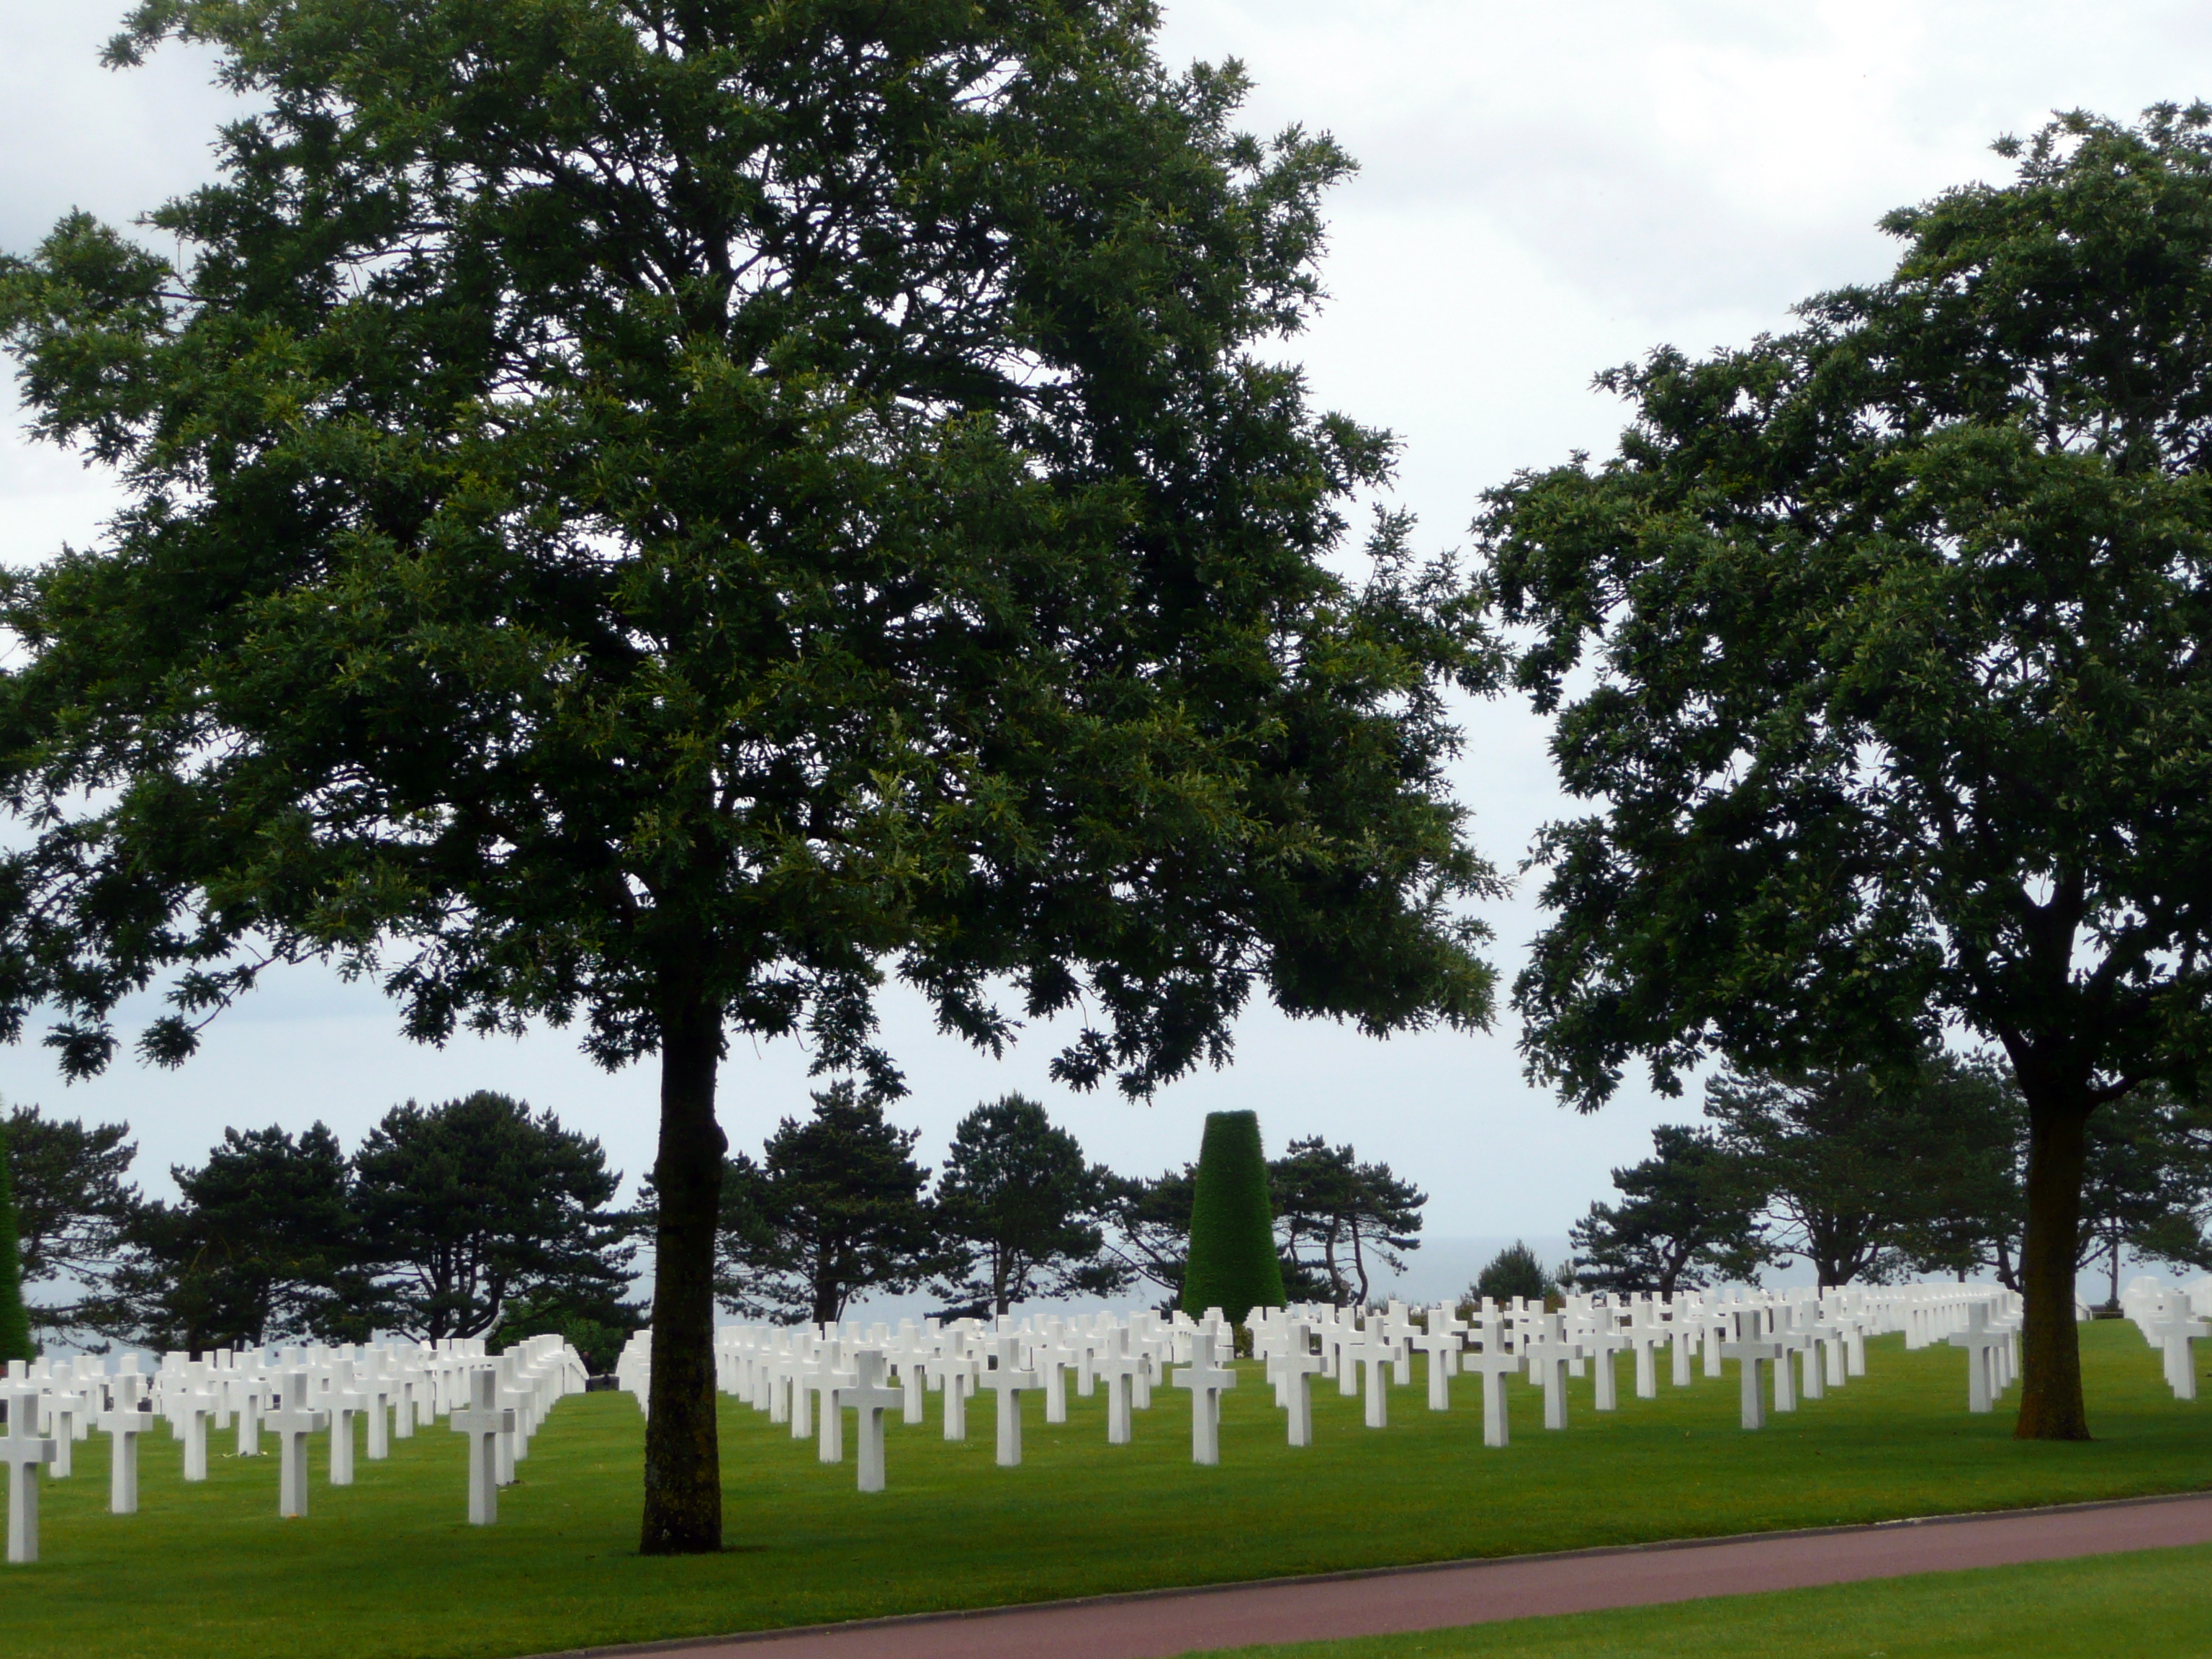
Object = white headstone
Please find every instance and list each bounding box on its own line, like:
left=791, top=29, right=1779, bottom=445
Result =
left=836, top=1350, right=902, bottom=1493
left=264, top=1370, right=330, bottom=1518
left=979, top=1335, right=1037, bottom=1467
left=2, top=1390, right=56, bottom=1565
left=1172, top=1328, right=1237, bottom=1465
left=449, top=1367, right=516, bottom=1526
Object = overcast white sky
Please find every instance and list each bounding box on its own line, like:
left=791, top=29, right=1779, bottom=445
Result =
left=1, top=1, right=2208, bottom=1247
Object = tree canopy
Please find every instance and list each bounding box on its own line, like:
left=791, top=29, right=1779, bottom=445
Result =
left=1567, top=1123, right=1764, bottom=1298
left=1702, top=1053, right=2020, bottom=1290
left=100, top=1123, right=368, bottom=1353
left=712, top=1081, right=939, bottom=1325
left=1269, top=1135, right=1424, bottom=1305
left=354, top=1091, right=634, bottom=1344
left=0, top=0, right=1499, bottom=1550
left=2, top=1102, right=141, bottom=1341
left=1482, top=105, right=2212, bottom=1438
left=931, top=1094, right=1124, bottom=1316
left=1470, top=1240, right=1552, bottom=1308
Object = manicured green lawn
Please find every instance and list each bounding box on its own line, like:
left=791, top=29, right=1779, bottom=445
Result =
left=9, top=1321, right=2211, bottom=1659
left=1212, top=1540, right=2212, bottom=1659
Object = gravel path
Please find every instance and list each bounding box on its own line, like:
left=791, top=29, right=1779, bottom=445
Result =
left=548, top=1492, right=2212, bottom=1659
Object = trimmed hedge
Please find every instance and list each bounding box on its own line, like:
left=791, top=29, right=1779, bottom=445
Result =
left=1180, top=1110, right=1285, bottom=1327
left=0, top=1120, right=31, bottom=1362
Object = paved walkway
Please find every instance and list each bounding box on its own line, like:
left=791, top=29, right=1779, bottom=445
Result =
left=553, top=1493, right=2212, bottom=1659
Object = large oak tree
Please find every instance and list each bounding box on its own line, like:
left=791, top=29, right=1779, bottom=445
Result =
left=0, top=0, right=1498, bottom=1547
left=1483, top=106, right=2212, bottom=1439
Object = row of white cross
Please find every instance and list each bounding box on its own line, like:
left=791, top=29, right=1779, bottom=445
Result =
left=1, top=1334, right=588, bottom=1564
left=2120, top=1276, right=2212, bottom=1400
left=615, top=1282, right=2045, bottom=1495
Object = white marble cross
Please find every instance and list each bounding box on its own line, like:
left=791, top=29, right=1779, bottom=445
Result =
left=234, top=1375, right=269, bottom=1456
left=1627, top=1299, right=1666, bottom=1399
left=1720, top=1310, right=1786, bottom=1431
left=888, top=1325, right=928, bottom=1426
left=3, top=1390, right=56, bottom=1565
left=1765, top=1307, right=1805, bottom=1413
left=1946, top=1301, right=2013, bottom=1413
left=789, top=1342, right=823, bottom=1441
left=1411, top=1315, right=1462, bottom=1412
left=498, top=1354, right=536, bottom=1478
left=1701, top=1303, right=1733, bottom=1379
left=1348, top=1324, right=1393, bottom=1429
left=328, top=1361, right=365, bottom=1485
left=1382, top=1302, right=1420, bottom=1387
left=42, top=1391, right=81, bottom=1479
left=265, top=1370, right=331, bottom=1518
left=1462, top=1334, right=1520, bottom=1449
left=1172, top=1328, right=1237, bottom=1465
left=176, top=1366, right=217, bottom=1482
left=2148, top=1295, right=2208, bottom=1402
left=449, top=1367, right=516, bottom=1526
left=1035, top=1327, right=1074, bottom=1426
left=813, top=1349, right=856, bottom=1465
left=363, top=1362, right=396, bottom=1460
left=1519, top=1316, right=1575, bottom=1431
left=1093, top=1326, right=1143, bottom=1447
left=1670, top=1300, right=1698, bottom=1388
left=979, top=1334, right=1038, bottom=1467
left=837, top=1350, right=902, bottom=1493
left=1582, top=1315, right=1627, bottom=1411
left=99, top=1385, right=153, bottom=1516
left=931, top=1331, right=974, bottom=1442
left=1273, top=1322, right=1326, bottom=1448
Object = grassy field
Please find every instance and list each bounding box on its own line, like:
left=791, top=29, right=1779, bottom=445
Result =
left=1213, top=1540, right=2212, bottom=1659
left=8, top=1321, right=2212, bottom=1659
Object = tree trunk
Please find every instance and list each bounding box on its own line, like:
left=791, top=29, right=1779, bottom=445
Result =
left=2015, top=1094, right=2091, bottom=1441
left=639, top=993, right=726, bottom=1555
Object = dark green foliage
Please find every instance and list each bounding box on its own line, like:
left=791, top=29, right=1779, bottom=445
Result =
left=0, top=1120, right=33, bottom=1362
left=1102, top=1164, right=1198, bottom=1303
left=1472, top=1240, right=1553, bottom=1307
left=1, top=1103, right=142, bottom=1344
left=1179, top=1111, right=1285, bottom=1326
left=4, top=1104, right=140, bottom=1288
left=932, top=1095, right=1126, bottom=1316
left=711, top=1082, right=939, bottom=1326
left=97, top=1123, right=371, bottom=1352
left=2074, top=1089, right=2212, bottom=1305
left=1704, top=1053, right=2023, bottom=1289
left=1480, top=106, right=2212, bottom=1436
left=1269, top=1136, right=1425, bottom=1304
left=1568, top=1125, right=1767, bottom=1297
left=354, top=1092, right=634, bottom=1345
left=0, top=0, right=1502, bottom=1550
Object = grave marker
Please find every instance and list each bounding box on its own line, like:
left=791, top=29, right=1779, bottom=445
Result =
left=449, top=1367, right=516, bottom=1526
left=3, top=1390, right=56, bottom=1565
left=265, top=1371, right=330, bottom=1519
left=837, top=1350, right=902, bottom=1493
left=1172, top=1328, right=1237, bottom=1465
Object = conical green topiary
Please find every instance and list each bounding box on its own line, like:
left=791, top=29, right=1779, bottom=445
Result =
left=0, top=1120, right=33, bottom=1364
left=1179, top=1110, right=1285, bottom=1328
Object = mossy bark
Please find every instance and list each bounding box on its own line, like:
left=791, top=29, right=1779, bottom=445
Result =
left=2014, top=1093, right=2092, bottom=1441
left=639, top=992, right=727, bottom=1553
